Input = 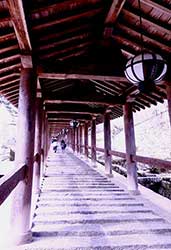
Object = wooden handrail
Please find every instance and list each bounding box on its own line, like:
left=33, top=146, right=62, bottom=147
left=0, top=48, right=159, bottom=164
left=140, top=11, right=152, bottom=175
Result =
left=134, top=155, right=171, bottom=169
left=90, top=147, right=171, bottom=170
left=0, top=164, right=27, bottom=205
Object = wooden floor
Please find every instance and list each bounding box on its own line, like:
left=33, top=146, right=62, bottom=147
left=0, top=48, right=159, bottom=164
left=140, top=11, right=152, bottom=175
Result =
left=7, top=150, right=171, bottom=250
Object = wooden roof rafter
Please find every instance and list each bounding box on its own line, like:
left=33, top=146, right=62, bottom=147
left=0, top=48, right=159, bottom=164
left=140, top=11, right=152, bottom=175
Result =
left=105, top=0, right=126, bottom=25
left=32, top=7, right=103, bottom=32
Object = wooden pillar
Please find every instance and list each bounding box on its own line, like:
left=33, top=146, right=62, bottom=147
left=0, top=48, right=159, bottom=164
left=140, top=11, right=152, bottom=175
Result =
left=91, top=117, right=96, bottom=166
left=45, top=115, right=48, bottom=159
left=166, top=82, right=171, bottom=126
left=76, top=127, right=79, bottom=153
left=80, top=124, right=83, bottom=154
left=10, top=68, right=36, bottom=245
left=33, top=95, right=42, bottom=194
left=84, top=122, right=88, bottom=157
left=73, top=127, right=76, bottom=152
left=123, top=103, right=138, bottom=193
left=41, top=107, right=46, bottom=174
left=104, top=112, right=113, bottom=176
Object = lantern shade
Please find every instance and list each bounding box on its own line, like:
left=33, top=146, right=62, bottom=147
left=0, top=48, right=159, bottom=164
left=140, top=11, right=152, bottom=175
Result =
left=124, top=52, right=167, bottom=87
left=70, top=120, right=79, bottom=128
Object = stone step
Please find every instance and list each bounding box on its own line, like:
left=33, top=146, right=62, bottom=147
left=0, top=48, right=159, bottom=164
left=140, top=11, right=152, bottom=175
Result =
left=42, top=183, right=119, bottom=188
left=41, top=188, right=126, bottom=192
left=39, top=192, right=130, bottom=198
left=37, top=202, right=144, bottom=208
left=38, top=197, right=134, bottom=202
left=37, top=197, right=136, bottom=206
left=33, top=210, right=160, bottom=222
left=22, top=152, right=171, bottom=250
left=34, top=208, right=154, bottom=216
left=42, top=184, right=118, bottom=188
left=32, top=220, right=171, bottom=234
left=33, top=228, right=171, bottom=238
left=33, top=217, right=164, bottom=226
left=14, top=234, right=171, bottom=249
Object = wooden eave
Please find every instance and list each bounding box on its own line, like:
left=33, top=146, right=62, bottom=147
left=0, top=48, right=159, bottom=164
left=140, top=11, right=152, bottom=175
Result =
left=0, top=0, right=170, bottom=131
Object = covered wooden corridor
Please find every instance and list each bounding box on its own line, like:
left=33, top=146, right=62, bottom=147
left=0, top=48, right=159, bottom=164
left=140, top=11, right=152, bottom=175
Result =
left=5, top=150, right=171, bottom=250
left=0, top=0, right=171, bottom=249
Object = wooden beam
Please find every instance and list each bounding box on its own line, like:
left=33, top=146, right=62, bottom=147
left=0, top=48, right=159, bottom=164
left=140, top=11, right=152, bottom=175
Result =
left=32, top=0, right=101, bottom=20
left=32, top=8, right=102, bottom=31
left=37, top=23, right=91, bottom=43
left=39, top=41, right=92, bottom=60
left=0, top=81, right=19, bottom=92
left=141, top=0, right=171, bottom=15
left=44, top=99, right=120, bottom=106
left=122, top=9, right=171, bottom=36
left=0, top=79, right=19, bottom=91
left=0, top=63, right=20, bottom=76
left=38, top=33, right=92, bottom=52
left=0, top=44, right=19, bottom=55
left=39, top=72, right=127, bottom=82
left=0, top=33, right=16, bottom=43
left=116, top=23, right=170, bottom=53
left=0, top=54, right=20, bottom=65
left=91, top=79, right=119, bottom=95
left=0, top=165, right=26, bottom=206
left=6, top=0, right=32, bottom=51
left=0, top=74, right=19, bottom=84
left=105, top=0, right=126, bottom=24
left=47, top=113, right=92, bottom=119
left=47, top=111, right=101, bottom=115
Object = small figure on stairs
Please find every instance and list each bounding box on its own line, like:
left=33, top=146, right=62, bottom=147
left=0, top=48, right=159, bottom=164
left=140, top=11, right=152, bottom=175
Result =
left=60, top=139, right=66, bottom=152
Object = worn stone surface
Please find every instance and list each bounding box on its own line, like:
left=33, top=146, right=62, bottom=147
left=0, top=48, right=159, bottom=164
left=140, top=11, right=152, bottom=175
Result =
left=5, top=151, right=171, bottom=250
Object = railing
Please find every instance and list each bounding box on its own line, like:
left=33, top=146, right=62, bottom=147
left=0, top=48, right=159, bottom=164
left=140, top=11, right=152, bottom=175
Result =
left=87, top=146, right=171, bottom=170
left=0, top=151, right=42, bottom=206
left=0, top=164, right=27, bottom=206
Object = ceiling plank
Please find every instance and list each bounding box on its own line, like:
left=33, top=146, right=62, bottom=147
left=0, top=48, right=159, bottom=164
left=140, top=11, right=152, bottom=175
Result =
left=105, top=0, right=126, bottom=24
left=6, top=0, right=32, bottom=52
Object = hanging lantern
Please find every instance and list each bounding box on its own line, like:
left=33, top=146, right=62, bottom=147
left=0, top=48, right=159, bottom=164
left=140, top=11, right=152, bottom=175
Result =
left=70, top=120, right=79, bottom=128
left=124, top=52, right=167, bottom=93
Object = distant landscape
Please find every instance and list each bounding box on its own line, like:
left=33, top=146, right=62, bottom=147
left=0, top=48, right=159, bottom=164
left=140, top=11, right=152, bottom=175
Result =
left=95, top=100, right=171, bottom=161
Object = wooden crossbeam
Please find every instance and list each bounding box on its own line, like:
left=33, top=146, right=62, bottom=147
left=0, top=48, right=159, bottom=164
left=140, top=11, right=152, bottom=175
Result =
left=44, top=99, right=121, bottom=106
left=39, top=73, right=127, bottom=82
left=47, top=111, right=101, bottom=116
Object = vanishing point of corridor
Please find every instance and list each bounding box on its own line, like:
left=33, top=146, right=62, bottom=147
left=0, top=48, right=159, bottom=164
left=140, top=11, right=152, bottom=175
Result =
left=9, top=151, right=171, bottom=250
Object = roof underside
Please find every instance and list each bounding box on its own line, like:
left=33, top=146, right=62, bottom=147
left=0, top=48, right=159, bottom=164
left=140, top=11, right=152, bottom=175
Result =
left=0, top=0, right=170, bottom=134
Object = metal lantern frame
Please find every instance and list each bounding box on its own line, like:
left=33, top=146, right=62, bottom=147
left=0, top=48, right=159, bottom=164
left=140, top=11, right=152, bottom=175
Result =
left=124, top=0, right=167, bottom=91
left=70, top=120, right=79, bottom=128
left=125, top=52, right=167, bottom=85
